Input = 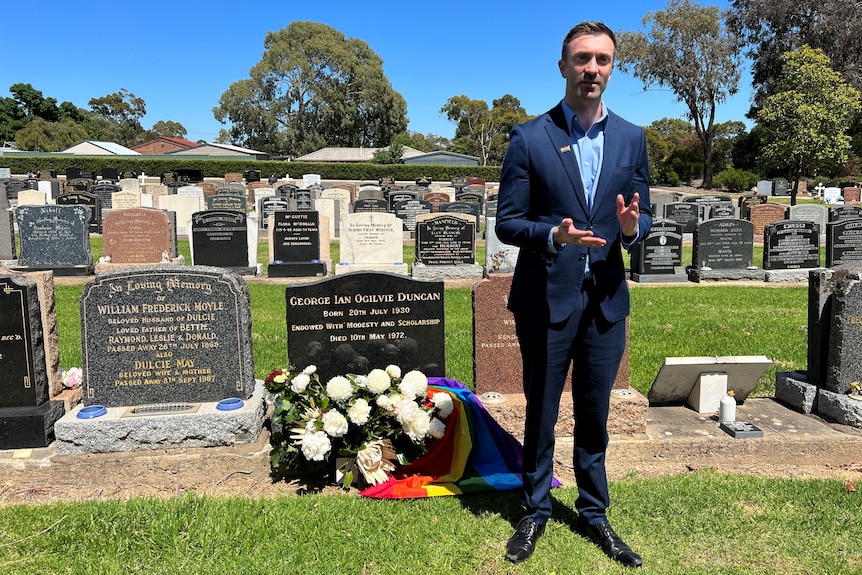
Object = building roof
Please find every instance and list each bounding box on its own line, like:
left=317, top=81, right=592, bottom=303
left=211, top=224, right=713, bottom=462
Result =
left=294, top=146, right=425, bottom=162
left=402, top=150, right=480, bottom=166
left=130, top=136, right=199, bottom=151
left=60, top=140, right=141, bottom=155
left=168, top=142, right=268, bottom=157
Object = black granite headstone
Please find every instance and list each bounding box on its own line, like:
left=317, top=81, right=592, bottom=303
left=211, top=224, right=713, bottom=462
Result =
left=268, top=211, right=327, bottom=277
left=826, top=219, right=862, bottom=267
left=415, top=214, right=475, bottom=265
left=393, top=199, right=433, bottom=233
left=0, top=273, right=64, bottom=449
left=828, top=205, right=862, bottom=223
left=762, top=220, right=820, bottom=270
left=89, top=183, right=121, bottom=209
left=286, top=272, right=445, bottom=382
left=258, top=196, right=291, bottom=229
left=440, top=201, right=481, bottom=234
left=80, top=266, right=256, bottom=406
left=630, top=219, right=684, bottom=276
left=205, top=194, right=248, bottom=212
left=15, top=205, right=93, bottom=272
left=692, top=219, right=754, bottom=269
left=57, top=190, right=102, bottom=233
left=295, top=189, right=313, bottom=211
left=353, top=198, right=389, bottom=213
left=387, top=191, right=418, bottom=212
left=191, top=210, right=250, bottom=269
left=664, top=202, right=701, bottom=233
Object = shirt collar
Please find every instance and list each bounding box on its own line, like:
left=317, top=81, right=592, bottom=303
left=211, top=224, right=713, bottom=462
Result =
left=561, top=99, right=608, bottom=135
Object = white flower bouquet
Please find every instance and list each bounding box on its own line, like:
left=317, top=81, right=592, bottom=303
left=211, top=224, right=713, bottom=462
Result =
left=265, top=364, right=454, bottom=487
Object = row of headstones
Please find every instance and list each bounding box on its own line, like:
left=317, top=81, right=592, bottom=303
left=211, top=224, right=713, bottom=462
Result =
left=630, top=211, right=862, bottom=280
left=652, top=192, right=861, bottom=235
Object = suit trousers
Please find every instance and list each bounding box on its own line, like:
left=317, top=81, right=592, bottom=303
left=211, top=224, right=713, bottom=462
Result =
left=514, top=279, right=626, bottom=525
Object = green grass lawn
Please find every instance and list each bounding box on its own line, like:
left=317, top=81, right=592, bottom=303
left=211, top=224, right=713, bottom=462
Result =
left=0, top=473, right=859, bottom=574
left=6, top=239, right=857, bottom=575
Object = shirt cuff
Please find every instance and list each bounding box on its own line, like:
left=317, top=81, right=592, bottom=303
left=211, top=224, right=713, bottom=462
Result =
left=548, top=227, right=565, bottom=254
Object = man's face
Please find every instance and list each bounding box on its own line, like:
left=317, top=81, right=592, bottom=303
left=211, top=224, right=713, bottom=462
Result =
left=558, top=33, right=615, bottom=107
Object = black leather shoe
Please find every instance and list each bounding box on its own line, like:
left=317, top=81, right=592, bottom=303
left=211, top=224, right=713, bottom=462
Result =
left=505, top=516, right=546, bottom=563
left=576, top=518, right=643, bottom=568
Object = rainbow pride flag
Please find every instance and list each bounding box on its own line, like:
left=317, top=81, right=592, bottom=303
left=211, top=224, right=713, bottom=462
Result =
left=360, top=378, right=558, bottom=499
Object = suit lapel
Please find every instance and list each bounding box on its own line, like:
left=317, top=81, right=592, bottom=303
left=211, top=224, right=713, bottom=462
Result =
left=592, top=111, right=619, bottom=213
left=544, top=105, right=589, bottom=215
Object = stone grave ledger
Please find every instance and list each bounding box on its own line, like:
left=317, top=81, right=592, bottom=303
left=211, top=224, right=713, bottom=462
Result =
left=692, top=219, right=754, bottom=269
left=0, top=274, right=65, bottom=449
left=762, top=220, right=820, bottom=270
left=826, top=220, right=862, bottom=268
left=285, top=272, right=445, bottom=383
left=81, top=266, right=255, bottom=407
left=191, top=210, right=250, bottom=270
left=15, top=204, right=93, bottom=272
left=103, top=208, right=174, bottom=264
left=630, top=219, right=684, bottom=277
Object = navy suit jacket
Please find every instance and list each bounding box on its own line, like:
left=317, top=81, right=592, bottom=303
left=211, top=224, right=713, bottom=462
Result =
left=496, top=102, right=652, bottom=326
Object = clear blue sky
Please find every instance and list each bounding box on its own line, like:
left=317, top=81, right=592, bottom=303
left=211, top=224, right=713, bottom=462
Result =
left=4, top=0, right=752, bottom=144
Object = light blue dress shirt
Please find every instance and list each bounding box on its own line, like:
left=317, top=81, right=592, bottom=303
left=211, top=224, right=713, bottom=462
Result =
left=547, top=100, right=639, bottom=277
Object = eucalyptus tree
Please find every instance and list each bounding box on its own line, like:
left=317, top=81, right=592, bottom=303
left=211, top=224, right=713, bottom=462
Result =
left=616, top=0, right=741, bottom=188
left=213, top=21, right=407, bottom=157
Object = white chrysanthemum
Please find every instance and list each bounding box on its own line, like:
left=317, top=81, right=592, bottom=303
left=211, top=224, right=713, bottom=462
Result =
left=428, top=417, right=446, bottom=439
left=301, top=430, right=331, bottom=461
left=290, top=373, right=311, bottom=393
left=355, top=439, right=397, bottom=485
left=376, top=395, right=391, bottom=409
left=398, top=370, right=428, bottom=399
left=385, top=364, right=402, bottom=380
left=322, top=409, right=349, bottom=437
left=348, top=398, right=371, bottom=425
left=303, top=365, right=317, bottom=375
left=366, top=369, right=392, bottom=394
left=431, top=392, right=454, bottom=419
left=326, top=376, right=353, bottom=401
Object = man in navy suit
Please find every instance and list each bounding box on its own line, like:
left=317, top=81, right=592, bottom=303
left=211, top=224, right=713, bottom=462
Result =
left=496, top=21, right=651, bottom=568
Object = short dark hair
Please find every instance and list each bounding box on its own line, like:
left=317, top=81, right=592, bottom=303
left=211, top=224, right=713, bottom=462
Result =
left=561, top=21, right=616, bottom=61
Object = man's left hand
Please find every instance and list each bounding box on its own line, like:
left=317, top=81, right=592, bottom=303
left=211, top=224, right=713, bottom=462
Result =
left=616, top=193, right=640, bottom=237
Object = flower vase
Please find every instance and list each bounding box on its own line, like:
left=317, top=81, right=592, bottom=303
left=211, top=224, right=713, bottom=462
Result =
left=849, top=393, right=862, bottom=402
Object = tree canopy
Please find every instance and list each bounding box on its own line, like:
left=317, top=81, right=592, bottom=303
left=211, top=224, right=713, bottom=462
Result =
left=757, top=45, right=861, bottom=204
left=616, top=0, right=741, bottom=188
left=213, top=21, right=408, bottom=158
left=727, top=0, right=862, bottom=111
left=440, top=94, right=530, bottom=166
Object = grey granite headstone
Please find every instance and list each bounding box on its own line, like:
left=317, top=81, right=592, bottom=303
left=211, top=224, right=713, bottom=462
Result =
left=0, top=273, right=64, bottom=448
left=15, top=204, right=93, bottom=270
left=824, top=269, right=862, bottom=394
left=258, top=196, right=291, bottom=230
left=788, top=204, right=827, bottom=235
left=81, top=266, right=255, bottom=407
left=286, top=272, right=445, bottom=382
left=0, top=211, right=15, bottom=260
